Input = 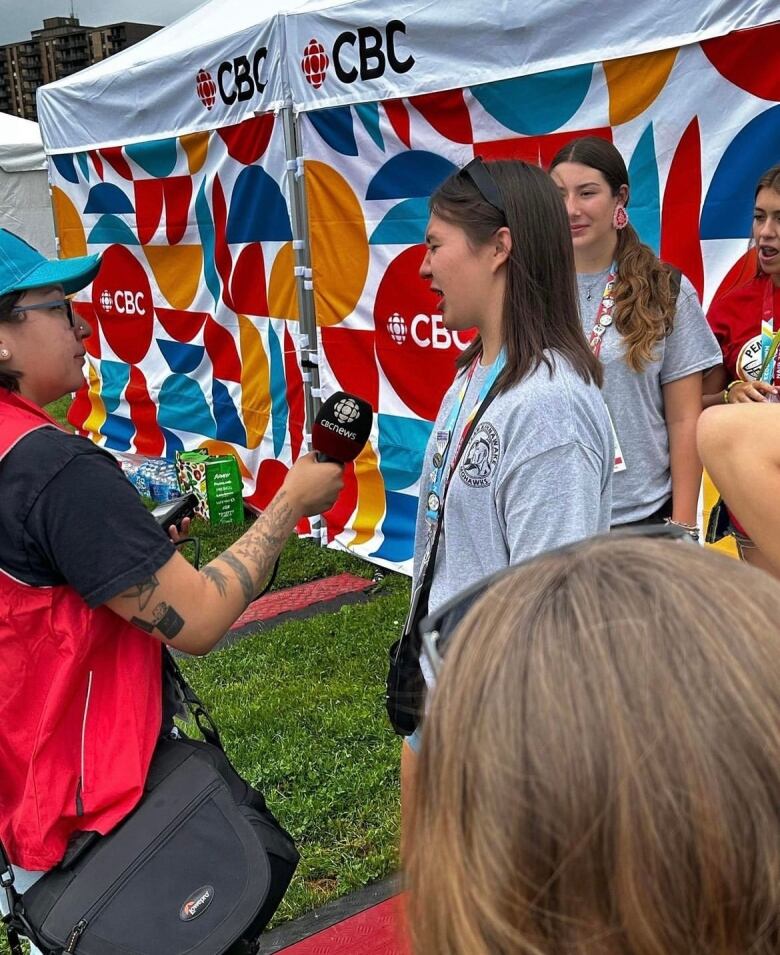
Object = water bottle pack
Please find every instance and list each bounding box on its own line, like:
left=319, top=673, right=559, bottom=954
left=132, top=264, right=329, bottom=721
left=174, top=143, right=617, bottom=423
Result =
left=120, top=456, right=181, bottom=502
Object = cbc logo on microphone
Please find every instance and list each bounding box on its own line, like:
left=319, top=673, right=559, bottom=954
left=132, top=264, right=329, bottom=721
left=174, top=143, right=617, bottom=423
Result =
left=334, top=397, right=361, bottom=425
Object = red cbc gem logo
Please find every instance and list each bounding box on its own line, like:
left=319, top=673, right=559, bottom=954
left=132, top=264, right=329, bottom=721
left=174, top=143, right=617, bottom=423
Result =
left=196, top=69, right=217, bottom=109
left=301, top=39, right=329, bottom=89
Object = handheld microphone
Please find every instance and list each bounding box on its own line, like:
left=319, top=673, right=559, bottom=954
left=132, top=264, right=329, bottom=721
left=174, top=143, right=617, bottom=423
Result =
left=311, top=392, right=373, bottom=463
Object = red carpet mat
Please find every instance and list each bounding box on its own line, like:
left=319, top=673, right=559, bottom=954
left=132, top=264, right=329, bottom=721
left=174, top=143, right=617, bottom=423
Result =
left=229, top=573, right=373, bottom=631
left=273, top=896, right=409, bottom=955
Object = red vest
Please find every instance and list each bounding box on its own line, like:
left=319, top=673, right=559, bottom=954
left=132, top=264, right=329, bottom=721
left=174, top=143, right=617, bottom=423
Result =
left=0, top=390, right=162, bottom=870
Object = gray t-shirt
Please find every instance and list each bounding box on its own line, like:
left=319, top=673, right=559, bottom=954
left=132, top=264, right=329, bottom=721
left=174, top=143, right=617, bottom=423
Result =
left=577, top=270, right=722, bottom=525
left=412, top=351, right=613, bottom=614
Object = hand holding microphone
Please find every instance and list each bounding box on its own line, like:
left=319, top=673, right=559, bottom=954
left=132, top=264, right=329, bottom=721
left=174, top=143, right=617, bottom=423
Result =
left=282, top=392, right=374, bottom=517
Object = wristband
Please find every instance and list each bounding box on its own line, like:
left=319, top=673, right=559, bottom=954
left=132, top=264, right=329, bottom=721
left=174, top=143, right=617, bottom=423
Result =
left=664, top=517, right=700, bottom=542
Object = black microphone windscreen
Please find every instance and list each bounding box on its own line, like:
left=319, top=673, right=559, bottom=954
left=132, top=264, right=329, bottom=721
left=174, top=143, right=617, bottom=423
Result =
left=311, top=392, right=373, bottom=463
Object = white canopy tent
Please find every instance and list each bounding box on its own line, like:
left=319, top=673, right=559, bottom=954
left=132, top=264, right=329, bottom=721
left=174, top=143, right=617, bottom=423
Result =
left=0, top=112, right=55, bottom=256
left=37, top=0, right=779, bottom=152
left=32, top=0, right=780, bottom=568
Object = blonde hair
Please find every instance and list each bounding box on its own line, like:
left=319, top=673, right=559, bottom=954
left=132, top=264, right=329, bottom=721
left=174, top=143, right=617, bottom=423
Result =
left=406, top=537, right=780, bottom=955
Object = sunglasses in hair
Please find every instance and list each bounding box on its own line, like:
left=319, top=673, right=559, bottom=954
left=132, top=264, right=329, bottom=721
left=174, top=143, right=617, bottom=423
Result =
left=461, top=156, right=506, bottom=217
left=419, top=523, right=696, bottom=682
left=10, top=298, right=75, bottom=328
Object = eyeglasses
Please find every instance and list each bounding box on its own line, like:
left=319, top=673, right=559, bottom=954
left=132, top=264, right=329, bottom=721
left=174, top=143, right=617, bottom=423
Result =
left=419, top=523, right=696, bottom=682
left=461, top=156, right=506, bottom=217
left=10, top=299, right=75, bottom=328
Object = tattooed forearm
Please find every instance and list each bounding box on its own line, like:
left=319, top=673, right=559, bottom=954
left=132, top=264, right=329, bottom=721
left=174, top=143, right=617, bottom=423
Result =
left=215, top=551, right=255, bottom=605
left=202, top=563, right=229, bottom=597
left=130, top=602, right=185, bottom=640
left=122, top=574, right=160, bottom=611
left=233, top=496, right=295, bottom=571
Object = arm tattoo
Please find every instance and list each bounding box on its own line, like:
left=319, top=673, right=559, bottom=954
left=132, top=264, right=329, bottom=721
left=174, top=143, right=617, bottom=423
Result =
left=232, top=496, right=294, bottom=575
left=152, top=602, right=185, bottom=640
left=202, top=563, right=229, bottom=597
left=130, top=602, right=185, bottom=641
left=122, top=574, right=160, bottom=611
left=216, top=551, right=255, bottom=605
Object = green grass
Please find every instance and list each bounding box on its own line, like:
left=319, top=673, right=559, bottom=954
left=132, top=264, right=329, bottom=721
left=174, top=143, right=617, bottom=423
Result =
left=3, top=400, right=410, bottom=952
left=44, top=396, right=73, bottom=430
left=178, top=572, right=408, bottom=924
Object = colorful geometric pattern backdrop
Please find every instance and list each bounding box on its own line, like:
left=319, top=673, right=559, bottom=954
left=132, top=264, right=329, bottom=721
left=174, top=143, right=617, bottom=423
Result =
left=48, top=113, right=309, bottom=514
left=303, top=23, right=780, bottom=571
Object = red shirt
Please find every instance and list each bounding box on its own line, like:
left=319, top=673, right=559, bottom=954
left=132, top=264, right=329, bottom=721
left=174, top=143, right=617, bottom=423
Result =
left=707, top=274, right=780, bottom=381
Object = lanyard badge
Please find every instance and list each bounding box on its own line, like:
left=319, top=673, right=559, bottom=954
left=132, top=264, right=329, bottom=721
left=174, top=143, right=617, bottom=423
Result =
left=424, top=351, right=506, bottom=526
left=760, top=278, right=778, bottom=385
left=587, top=263, right=626, bottom=474
left=587, top=264, right=617, bottom=360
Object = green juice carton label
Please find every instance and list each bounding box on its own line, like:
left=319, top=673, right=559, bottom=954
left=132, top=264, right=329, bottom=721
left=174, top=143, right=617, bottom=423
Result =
left=205, top=455, right=244, bottom=525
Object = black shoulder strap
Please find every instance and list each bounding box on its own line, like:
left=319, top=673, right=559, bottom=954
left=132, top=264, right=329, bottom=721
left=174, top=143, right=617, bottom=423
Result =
left=412, top=375, right=503, bottom=629
left=163, top=650, right=224, bottom=750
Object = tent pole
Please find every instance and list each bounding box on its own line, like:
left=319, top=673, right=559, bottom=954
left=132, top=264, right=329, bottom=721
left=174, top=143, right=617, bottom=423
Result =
left=280, top=104, right=325, bottom=545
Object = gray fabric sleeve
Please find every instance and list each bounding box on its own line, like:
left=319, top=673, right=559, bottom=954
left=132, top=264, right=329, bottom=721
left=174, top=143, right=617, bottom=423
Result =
left=496, top=442, right=607, bottom=561
left=660, top=276, right=723, bottom=385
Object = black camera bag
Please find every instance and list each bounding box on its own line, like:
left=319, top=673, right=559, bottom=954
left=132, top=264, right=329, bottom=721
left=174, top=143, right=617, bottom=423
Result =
left=2, top=654, right=298, bottom=955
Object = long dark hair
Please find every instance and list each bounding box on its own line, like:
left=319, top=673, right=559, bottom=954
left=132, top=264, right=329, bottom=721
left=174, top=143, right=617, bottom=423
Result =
left=550, top=137, right=677, bottom=372
left=430, top=159, right=602, bottom=391
left=0, top=291, right=23, bottom=392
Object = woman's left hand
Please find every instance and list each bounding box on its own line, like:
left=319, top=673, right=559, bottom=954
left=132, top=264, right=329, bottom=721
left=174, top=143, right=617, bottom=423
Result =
left=167, top=517, right=191, bottom=542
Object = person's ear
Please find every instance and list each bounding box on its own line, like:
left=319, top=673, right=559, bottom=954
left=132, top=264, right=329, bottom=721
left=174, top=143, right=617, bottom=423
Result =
left=617, top=184, right=629, bottom=206
left=492, top=226, right=512, bottom=271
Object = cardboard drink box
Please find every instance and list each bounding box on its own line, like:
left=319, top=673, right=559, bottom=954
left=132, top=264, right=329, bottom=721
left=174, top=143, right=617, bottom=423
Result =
left=176, top=450, right=244, bottom=524
left=204, top=455, right=244, bottom=525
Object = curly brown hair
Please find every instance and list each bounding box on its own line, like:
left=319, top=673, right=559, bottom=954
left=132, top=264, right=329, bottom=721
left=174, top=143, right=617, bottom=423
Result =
left=550, top=137, right=679, bottom=372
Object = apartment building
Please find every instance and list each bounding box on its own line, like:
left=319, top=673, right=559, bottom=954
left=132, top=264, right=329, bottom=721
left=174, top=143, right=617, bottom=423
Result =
left=0, top=16, right=160, bottom=120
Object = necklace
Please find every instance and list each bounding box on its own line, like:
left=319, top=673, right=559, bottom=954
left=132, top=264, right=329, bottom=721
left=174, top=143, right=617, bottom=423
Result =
left=582, top=277, right=599, bottom=301
left=580, top=271, right=609, bottom=301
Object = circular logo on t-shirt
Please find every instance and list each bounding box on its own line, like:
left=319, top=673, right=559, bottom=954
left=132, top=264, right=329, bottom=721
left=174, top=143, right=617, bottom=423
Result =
left=737, top=334, right=762, bottom=381
left=459, top=422, right=500, bottom=488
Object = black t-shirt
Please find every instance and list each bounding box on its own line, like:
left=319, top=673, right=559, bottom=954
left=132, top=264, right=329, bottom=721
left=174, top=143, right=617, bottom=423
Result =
left=0, top=426, right=175, bottom=607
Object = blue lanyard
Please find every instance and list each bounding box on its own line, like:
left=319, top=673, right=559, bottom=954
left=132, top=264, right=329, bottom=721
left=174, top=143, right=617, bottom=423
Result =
left=425, top=349, right=506, bottom=523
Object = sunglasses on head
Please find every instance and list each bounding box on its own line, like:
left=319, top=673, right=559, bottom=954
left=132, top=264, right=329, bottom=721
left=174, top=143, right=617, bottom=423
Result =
left=461, top=156, right=506, bottom=217
left=419, top=523, right=696, bottom=683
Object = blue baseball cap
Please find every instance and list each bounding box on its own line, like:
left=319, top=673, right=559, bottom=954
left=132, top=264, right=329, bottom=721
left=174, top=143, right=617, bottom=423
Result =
left=0, top=228, right=101, bottom=297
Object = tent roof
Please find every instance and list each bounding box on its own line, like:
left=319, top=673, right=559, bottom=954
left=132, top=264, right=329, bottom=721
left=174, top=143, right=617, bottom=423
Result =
left=0, top=112, right=47, bottom=172
left=37, top=0, right=779, bottom=154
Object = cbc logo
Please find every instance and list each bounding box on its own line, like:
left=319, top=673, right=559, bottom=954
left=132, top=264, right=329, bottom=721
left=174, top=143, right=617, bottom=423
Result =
left=302, top=20, right=414, bottom=89
left=102, top=290, right=147, bottom=316
left=196, top=69, right=217, bottom=110
left=195, top=48, right=267, bottom=108
left=301, top=39, right=329, bottom=89
left=334, top=397, right=360, bottom=425
left=386, top=312, right=469, bottom=351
